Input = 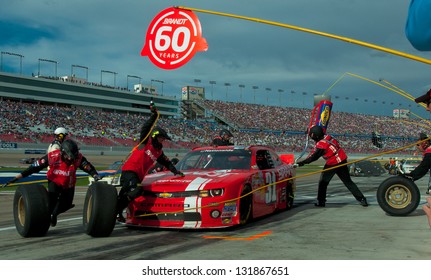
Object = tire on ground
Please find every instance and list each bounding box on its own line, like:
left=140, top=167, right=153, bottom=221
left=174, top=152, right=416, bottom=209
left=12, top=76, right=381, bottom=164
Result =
left=13, top=184, right=50, bottom=237
left=83, top=182, right=118, bottom=237
left=376, top=175, right=420, bottom=216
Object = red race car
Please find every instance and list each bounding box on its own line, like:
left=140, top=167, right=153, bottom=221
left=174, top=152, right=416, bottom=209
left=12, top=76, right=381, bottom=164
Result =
left=125, top=145, right=296, bottom=229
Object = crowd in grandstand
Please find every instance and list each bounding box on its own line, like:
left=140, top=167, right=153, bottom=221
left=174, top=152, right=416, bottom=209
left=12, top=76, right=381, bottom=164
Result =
left=1, top=98, right=428, bottom=155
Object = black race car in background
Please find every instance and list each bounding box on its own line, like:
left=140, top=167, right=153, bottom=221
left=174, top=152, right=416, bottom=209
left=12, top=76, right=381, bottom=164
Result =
left=349, top=160, right=386, bottom=177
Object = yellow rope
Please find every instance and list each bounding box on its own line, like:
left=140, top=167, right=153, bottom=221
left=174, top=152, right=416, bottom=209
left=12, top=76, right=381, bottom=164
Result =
left=175, top=6, right=431, bottom=66
left=110, top=110, right=160, bottom=180
left=3, top=110, right=161, bottom=188
left=133, top=137, right=429, bottom=218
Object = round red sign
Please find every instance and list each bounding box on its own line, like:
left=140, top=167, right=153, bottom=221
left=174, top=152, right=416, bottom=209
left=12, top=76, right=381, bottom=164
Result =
left=141, top=7, right=208, bottom=70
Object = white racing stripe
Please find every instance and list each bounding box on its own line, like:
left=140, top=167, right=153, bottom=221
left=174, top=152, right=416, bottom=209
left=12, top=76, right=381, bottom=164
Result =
left=183, top=177, right=211, bottom=228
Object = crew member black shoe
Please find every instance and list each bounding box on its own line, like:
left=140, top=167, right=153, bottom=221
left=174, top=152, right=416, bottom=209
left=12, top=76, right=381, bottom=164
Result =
left=51, top=214, right=58, bottom=227
left=314, top=202, right=326, bottom=207
left=359, top=198, right=368, bottom=207
left=117, top=213, right=126, bottom=223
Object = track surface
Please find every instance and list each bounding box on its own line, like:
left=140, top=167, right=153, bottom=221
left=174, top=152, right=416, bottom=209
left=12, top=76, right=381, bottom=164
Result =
left=1, top=171, right=431, bottom=260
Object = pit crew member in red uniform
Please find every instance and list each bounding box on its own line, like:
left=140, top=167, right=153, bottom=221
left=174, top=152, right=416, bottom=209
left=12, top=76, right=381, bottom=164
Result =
left=2, top=139, right=101, bottom=226
left=296, top=125, right=368, bottom=207
left=403, top=133, right=431, bottom=227
left=403, top=133, right=431, bottom=189
left=212, top=129, right=234, bottom=146
left=414, top=88, right=431, bottom=112
left=116, top=105, right=183, bottom=222
left=148, top=157, right=179, bottom=174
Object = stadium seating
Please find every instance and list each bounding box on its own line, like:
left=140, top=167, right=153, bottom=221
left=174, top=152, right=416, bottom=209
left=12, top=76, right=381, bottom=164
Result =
left=0, top=98, right=423, bottom=155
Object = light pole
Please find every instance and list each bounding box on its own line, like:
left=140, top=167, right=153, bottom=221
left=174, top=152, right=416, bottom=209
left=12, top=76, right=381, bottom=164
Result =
left=38, top=58, right=58, bottom=77
left=239, top=84, right=245, bottom=103
left=1, top=51, right=24, bottom=74
left=252, top=86, right=258, bottom=104
left=278, top=89, right=284, bottom=105
left=224, top=83, right=231, bottom=101
left=101, top=70, right=117, bottom=87
left=151, top=79, right=164, bottom=95
left=265, top=88, right=271, bottom=105
left=127, top=75, right=142, bottom=91
left=209, top=81, right=216, bottom=100
left=302, top=92, right=307, bottom=107
left=71, top=64, right=88, bottom=81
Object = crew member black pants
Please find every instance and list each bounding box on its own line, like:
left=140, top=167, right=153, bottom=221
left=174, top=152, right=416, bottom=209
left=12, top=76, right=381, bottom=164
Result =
left=317, top=159, right=365, bottom=203
left=117, top=171, right=142, bottom=215
left=47, top=181, right=75, bottom=216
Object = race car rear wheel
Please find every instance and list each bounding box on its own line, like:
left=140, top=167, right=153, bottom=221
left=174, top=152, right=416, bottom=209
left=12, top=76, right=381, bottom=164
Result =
left=285, top=182, right=294, bottom=210
left=13, top=184, right=50, bottom=237
left=83, top=182, right=118, bottom=237
left=376, top=176, right=420, bottom=216
left=239, top=184, right=253, bottom=224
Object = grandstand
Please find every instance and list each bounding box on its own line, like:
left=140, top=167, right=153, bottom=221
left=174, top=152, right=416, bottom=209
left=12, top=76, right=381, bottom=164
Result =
left=0, top=71, right=426, bottom=157
left=0, top=72, right=180, bottom=117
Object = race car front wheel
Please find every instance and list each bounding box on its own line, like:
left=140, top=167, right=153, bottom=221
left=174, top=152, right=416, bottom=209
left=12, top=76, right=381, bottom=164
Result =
left=83, top=182, right=118, bottom=237
left=239, top=184, right=253, bottom=224
left=13, top=185, right=50, bottom=237
left=376, top=175, right=420, bottom=216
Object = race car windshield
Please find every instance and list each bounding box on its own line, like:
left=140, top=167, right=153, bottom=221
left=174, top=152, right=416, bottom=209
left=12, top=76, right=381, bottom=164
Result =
left=178, top=150, right=252, bottom=170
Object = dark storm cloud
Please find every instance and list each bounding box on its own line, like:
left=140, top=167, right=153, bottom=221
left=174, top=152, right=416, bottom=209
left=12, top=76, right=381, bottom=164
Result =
left=1, top=0, right=430, bottom=117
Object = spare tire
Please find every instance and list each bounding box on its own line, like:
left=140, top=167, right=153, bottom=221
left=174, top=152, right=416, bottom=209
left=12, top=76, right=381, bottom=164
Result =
left=83, top=182, right=118, bottom=237
left=14, top=185, right=50, bottom=237
left=377, top=175, right=420, bottom=216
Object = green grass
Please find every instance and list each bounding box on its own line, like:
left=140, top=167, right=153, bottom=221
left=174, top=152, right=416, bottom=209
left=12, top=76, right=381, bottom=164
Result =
left=295, top=164, right=322, bottom=174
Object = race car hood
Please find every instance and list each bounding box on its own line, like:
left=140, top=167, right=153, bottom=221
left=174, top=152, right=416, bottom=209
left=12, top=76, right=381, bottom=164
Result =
left=141, top=169, right=252, bottom=192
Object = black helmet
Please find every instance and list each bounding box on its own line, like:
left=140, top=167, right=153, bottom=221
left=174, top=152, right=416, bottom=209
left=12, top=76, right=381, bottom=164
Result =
left=308, top=125, right=324, bottom=141
left=151, top=127, right=171, bottom=140
left=419, top=132, right=429, bottom=141
left=419, top=132, right=430, bottom=146
left=220, top=129, right=233, bottom=137
left=61, top=139, right=79, bottom=161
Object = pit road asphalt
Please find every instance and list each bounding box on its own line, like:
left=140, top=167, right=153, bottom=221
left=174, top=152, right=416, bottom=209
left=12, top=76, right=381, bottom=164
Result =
left=1, top=171, right=431, bottom=260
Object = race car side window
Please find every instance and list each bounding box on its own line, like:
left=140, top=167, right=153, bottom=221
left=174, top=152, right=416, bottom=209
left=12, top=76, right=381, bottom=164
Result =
left=268, top=150, right=282, bottom=167
left=256, top=150, right=272, bottom=170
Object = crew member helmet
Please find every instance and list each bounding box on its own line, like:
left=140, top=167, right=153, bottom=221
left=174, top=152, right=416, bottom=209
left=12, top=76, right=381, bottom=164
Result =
left=308, top=125, right=324, bottom=141
left=55, top=127, right=68, bottom=135
left=419, top=132, right=429, bottom=141
left=151, top=127, right=171, bottom=141
left=60, top=139, right=79, bottom=162
left=418, top=132, right=430, bottom=148
left=54, top=127, right=68, bottom=141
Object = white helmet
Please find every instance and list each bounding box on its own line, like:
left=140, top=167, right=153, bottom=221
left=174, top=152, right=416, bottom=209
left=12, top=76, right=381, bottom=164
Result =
left=54, top=127, right=68, bottom=135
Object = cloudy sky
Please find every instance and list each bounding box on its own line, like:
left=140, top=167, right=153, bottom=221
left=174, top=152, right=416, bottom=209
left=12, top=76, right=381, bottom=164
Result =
left=2, top=0, right=431, bottom=118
